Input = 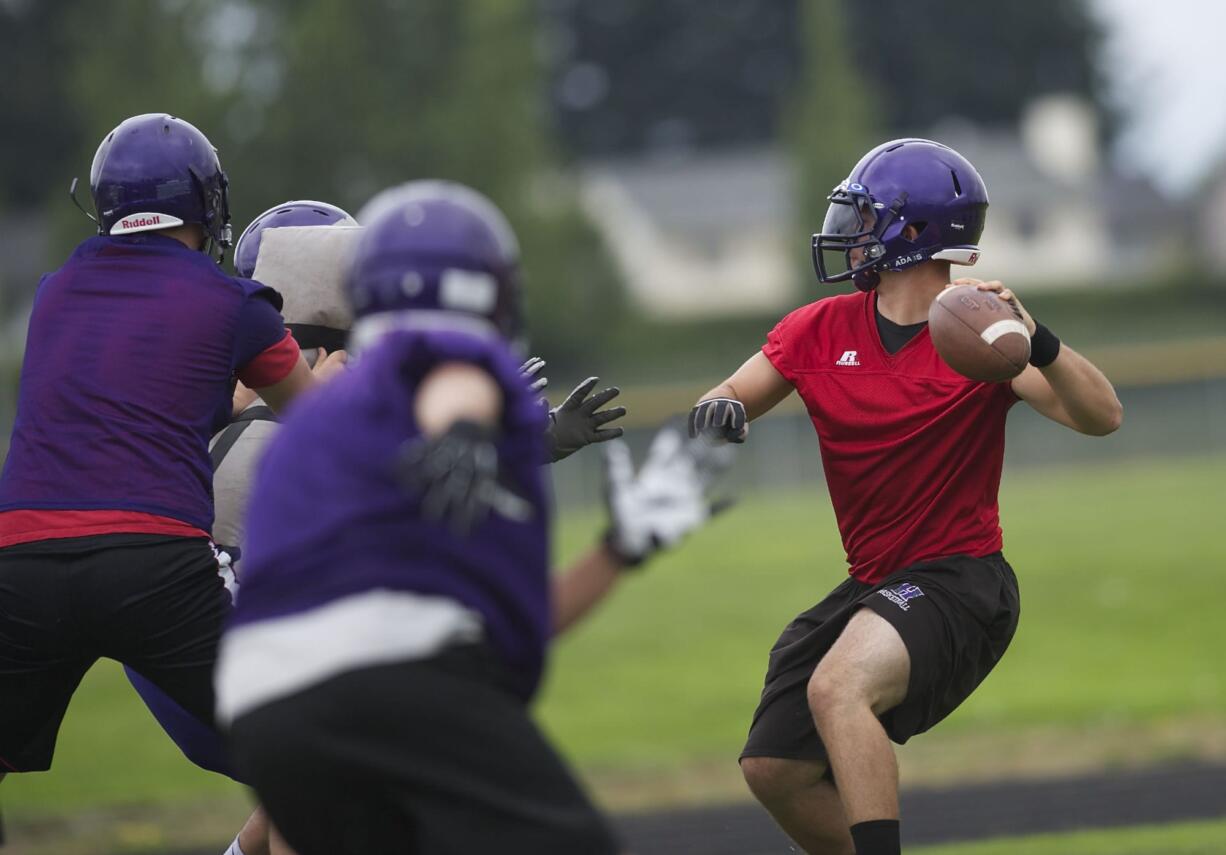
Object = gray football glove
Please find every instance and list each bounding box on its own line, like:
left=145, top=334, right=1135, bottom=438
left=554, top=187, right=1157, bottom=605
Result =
left=603, top=425, right=735, bottom=567
left=520, top=356, right=548, bottom=396
left=546, top=376, right=626, bottom=463
left=688, top=397, right=748, bottom=443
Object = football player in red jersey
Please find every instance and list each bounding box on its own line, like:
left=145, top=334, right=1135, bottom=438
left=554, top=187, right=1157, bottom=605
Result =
left=689, top=139, right=1122, bottom=855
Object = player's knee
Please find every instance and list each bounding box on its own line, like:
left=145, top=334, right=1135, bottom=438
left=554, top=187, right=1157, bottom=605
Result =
left=806, top=666, right=851, bottom=723
left=739, top=756, right=824, bottom=807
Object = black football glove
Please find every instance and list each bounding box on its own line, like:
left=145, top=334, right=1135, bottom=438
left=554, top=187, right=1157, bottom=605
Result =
left=398, top=420, right=532, bottom=534
left=603, top=424, right=736, bottom=567
left=546, top=376, right=627, bottom=463
left=687, top=397, right=747, bottom=443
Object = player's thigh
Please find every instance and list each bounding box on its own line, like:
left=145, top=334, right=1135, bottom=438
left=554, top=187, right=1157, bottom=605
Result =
left=808, top=606, right=910, bottom=716
left=95, top=536, right=231, bottom=726
left=0, top=545, right=95, bottom=771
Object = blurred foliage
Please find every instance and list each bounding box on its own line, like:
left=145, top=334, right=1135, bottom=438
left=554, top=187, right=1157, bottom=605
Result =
left=543, top=0, right=800, bottom=156
left=546, top=0, right=1107, bottom=158
left=844, top=0, right=1111, bottom=139
left=0, top=0, right=1115, bottom=369
left=0, top=0, right=625, bottom=369
left=786, top=0, right=879, bottom=281
left=0, top=0, right=86, bottom=209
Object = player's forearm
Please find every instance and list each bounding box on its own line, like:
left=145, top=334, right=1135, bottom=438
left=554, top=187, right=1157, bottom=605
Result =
left=551, top=544, right=625, bottom=636
left=696, top=352, right=793, bottom=422
left=1038, top=346, right=1122, bottom=436
left=415, top=362, right=503, bottom=437
left=255, top=356, right=315, bottom=414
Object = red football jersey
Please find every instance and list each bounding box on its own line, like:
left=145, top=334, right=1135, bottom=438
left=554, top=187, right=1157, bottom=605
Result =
left=762, top=290, right=1018, bottom=583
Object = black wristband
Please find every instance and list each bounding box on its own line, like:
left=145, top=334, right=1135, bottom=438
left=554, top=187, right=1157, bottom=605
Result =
left=1029, top=321, right=1061, bottom=368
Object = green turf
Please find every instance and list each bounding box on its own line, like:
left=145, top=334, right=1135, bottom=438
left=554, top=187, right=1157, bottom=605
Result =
left=2, top=454, right=1223, bottom=818
left=910, top=818, right=1226, bottom=855
left=537, top=452, right=1226, bottom=767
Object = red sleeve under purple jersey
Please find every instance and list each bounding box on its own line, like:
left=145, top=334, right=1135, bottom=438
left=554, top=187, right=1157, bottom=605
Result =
left=763, top=291, right=1018, bottom=584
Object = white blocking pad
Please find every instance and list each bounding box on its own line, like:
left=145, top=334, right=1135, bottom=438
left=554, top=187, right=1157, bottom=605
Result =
left=251, top=225, right=364, bottom=330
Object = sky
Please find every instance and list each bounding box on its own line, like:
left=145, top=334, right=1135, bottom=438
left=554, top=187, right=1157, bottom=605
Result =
left=1093, top=0, right=1226, bottom=194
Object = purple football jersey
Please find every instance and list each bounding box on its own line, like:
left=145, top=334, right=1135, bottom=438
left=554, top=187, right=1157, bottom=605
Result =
left=232, top=325, right=551, bottom=699
left=0, top=234, right=287, bottom=532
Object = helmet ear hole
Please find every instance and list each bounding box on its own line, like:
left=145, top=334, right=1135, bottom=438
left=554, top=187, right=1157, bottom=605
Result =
left=902, top=222, right=927, bottom=242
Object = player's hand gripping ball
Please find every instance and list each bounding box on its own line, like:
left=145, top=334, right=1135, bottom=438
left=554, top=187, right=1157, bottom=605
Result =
left=928, top=283, right=1030, bottom=382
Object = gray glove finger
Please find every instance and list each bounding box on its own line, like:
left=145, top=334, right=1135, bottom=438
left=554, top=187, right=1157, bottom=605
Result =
left=560, top=377, right=600, bottom=411
left=580, top=386, right=621, bottom=415
left=528, top=376, right=548, bottom=393
left=520, top=356, right=545, bottom=377
left=591, top=406, right=626, bottom=427
left=687, top=405, right=702, bottom=438
left=591, top=426, right=625, bottom=442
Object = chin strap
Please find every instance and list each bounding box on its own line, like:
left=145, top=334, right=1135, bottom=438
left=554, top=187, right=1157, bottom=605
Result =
left=69, top=178, right=102, bottom=233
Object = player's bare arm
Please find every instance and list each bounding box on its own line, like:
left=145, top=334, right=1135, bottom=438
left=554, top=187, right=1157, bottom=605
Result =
left=690, top=351, right=794, bottom=442
left=553, top=425, right=734, bottom=635
left=414, top=361, right=503, bottom=434
left=551, top=546, right=624, bottom=636
left=955, top=279, right=1123, bottom=436
left=254, top=348, right=348, bottom=414
left=699, top=351, right=793, bottom=420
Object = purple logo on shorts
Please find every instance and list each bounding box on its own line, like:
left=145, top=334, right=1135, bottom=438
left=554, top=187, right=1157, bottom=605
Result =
left=878, top=582, right=925, bottom=611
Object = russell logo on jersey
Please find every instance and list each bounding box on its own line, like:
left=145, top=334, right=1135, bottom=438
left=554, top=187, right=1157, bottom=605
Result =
left=835, top=350, right=861, bottom=367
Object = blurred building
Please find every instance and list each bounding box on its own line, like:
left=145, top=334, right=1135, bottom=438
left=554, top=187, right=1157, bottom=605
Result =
left=577, top=147, right=795, bottom=319
left=578, top=95, right=1184, bottom=320
left=1197, top=160, right=1226, bottom=275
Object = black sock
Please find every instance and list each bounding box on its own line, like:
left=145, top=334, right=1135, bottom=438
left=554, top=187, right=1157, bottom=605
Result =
left=850, top=819, right=900, bottom=855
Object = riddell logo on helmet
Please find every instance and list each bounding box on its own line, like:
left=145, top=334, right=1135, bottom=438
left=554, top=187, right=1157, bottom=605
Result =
left=109, top=212, right=185, bottom=235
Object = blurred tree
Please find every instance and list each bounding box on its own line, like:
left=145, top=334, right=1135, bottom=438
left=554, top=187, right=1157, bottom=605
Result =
left=0, top=0, right=88, bottom=211
left=42, top=0, right=231, bottom=256
left=787, top=0, right=878, bottom=285
left=4, top=0, right=622, bottom=367
left=544, top=0, right=1107, bottom=158
left=850, top=0, right=1110, bottom=137
left=543, top=0, right=800, bottom=156
left=239, top=0, right=624, bottom=367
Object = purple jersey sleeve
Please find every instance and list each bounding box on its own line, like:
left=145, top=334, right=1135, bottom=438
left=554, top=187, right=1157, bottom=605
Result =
left=232, top=283, right=288, bottom=373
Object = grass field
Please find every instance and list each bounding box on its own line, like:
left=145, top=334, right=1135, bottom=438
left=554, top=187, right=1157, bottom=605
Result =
left=912, top=819, right=1226, bottom=853
left=2, top=453, right=1223, bottom=848
left=911, top=819, right=1226, bottom=855
left=539, top=452, right=1226, bottom=771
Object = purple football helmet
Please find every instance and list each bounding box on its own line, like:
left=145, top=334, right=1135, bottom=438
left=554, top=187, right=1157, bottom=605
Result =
left=232, top=200, right=358, bottom=278
left=812, top=138, right=989, bottom=292
left=86, top=113, right=232, bottom=259
left=347, top=181, right=522, bottom=340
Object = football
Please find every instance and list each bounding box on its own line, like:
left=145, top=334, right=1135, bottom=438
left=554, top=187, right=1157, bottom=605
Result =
left=928, top=284, right=1031, bottom=382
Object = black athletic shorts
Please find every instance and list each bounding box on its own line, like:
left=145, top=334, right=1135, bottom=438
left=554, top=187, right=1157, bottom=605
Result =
left=0, top=533, right=229, bottom=772
left=742, top=552, right=1020, bottom=765
left=229, top=644, right=621, bottom=855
